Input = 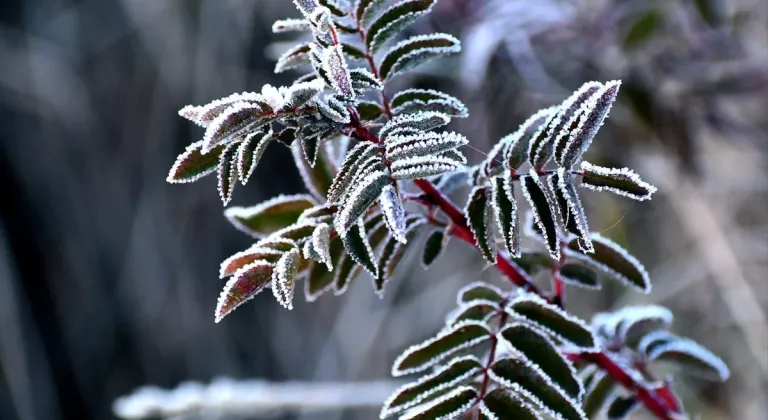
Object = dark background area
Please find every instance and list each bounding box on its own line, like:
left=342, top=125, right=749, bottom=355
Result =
left=0, top=1, right=766, bottom=419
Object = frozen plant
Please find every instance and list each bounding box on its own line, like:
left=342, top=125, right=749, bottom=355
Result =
left=164, top=1, right=728, bottom=419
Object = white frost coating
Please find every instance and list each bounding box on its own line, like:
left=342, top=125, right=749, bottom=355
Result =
left=215, top=261, right=274, bottom=323
left=612, top=305, right=673, bottom=342
left=261, top=84, right=286, bottom=111
left=478, top=392, right=544, bottom=420
left=487, top=357, right=587, bottom=420
left=385, top=131, right=468, bottom=161
left=219, top=247, right=281, bottom=279
left=647, top=338, right=730, bottom=381
left=507, top=293, right=598, bottom=351
left=568, top=232, right=652, bottom=293
left=637, top=330, right=678, bottom=356
left=368, top=0, right=437, bottom=52
left=489, top=175, right=520, bottom=258
left=455, top=281, right=504, bottom=306
left=519, top=170, right=559, bottom=259
left=549, top=81, right=603, bottom=164
left=275, top=42, right=311, bottom=73
left=349, top=68, right=383, bottom=91
left=464, top=185, right=496, bottom=263
left=237, top=129, right=273, bottom=185
left=391, top=89, right=468, bottom=117
left=272, top=18, right=311, bottom=33
left=445, top=298, right=501, bottom=326
left=526, top=106, right=559, bottom=168
left=285, top=79, right=325, bottom=108
left=292, top=0, right=319, bottom=17
left=311, top=223, right=333, bottom=270
left=392, top=319, right=492, bottom=377
left=554, top=168, right=593, bottom=253
left=379, top=111, right=451, bottom=140
left=217, top=144, right=238, bottom=205
left=202, top=102, right=262, bottom=154
left=500, top=106, right=555, bottom=171
left=166, top=141, right=218, bottom=184
left=223, top=194, right=316, bottom=238
left=322, top=44, right=356, bottom=99
left=328, top=143, right=378, bottom=202
left=380, top=355, right=482, bottom=418
left=378, top=185, right=407, bottom=243
left=579, top=161, right=657, bottom=201
left=384, top=33, right=461, bottom=80
left=560, top=80, right=622, bottom=167
left=334, top=171, right=388, bottom=235
left=179, top=91, right=264, bottom=127
left=272, top=249, right=299, bottom=310
left=308, top=7, right=332, bottom=34
left=390, top=155, right=462, bottom=180
left=399, top=386, right=476, bottom=420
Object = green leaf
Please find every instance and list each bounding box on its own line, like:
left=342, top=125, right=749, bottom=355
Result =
left=456, top=282, right=504, bottom=304
left=580, top=161, right=657, bottom=201
left=646, top=336, right=730, bottom=381
left=217, top=142, right=239, bottom=205
left=550, top=169, right=592, bottom=252
left=291, top=140, right=338, bottom=201
left=327, top=143, right=379, bottom=202
left=399, top=386, right=476, bottom=420
left=583, top=372, right=615, bottom=418
left=349, top=68, right=383, bottom=92
left=520, top=172, right=559, bottom=259
left=357, top=0, right=388, bottom=28
left=382, top=355, right=482, bottom=417
left=167, top=140, right=228, bottom=183
left=489, top=357, right=586, bottom=420
left=380, top=33, right=460, bottom=80
left=366, top=0, right=437, bottom=53
left=446, top=299, right=499, bottom=326
left=375, top=217, right=424, bottom=295
left=334, top=170, right=390, bottom=234
left=342, top=218, right=379, bottom=277
left=392, top=320, right=491, bottom=376
left=215, top=261, right=274, bottom=322
left=623, top=9, right=662, bottom=47
left=479, top=389, right=540, bottom=420
left=606, top=395, right=639, bottom=420
left=559, top=263, right=601, bottom=290
left=507, top=294, right=596, bottom=349
left=224, top=194, right=316, bottom=238
left=559, top=81, right=621, bottom=168
left=422, top=229, right=447, bottom=268
left=305, top=235, right=345, bottom=301
left=390, top=89, right=468, bottom=118
left=566, top=233, right=651, bottom=293
left=276, top=126, right=298, bottom=146
left=356, top=100, right=384, bottom=121
left=526, top=106, right=559, bottom=169
left=317, top=0, right=346, bottom=16
left=465, top=186, right=496, bottom=263
left=491, top=175, right=520, bottom=258
left=499, top=323, right=582, bottom=400
left=494, top=107, right=552, bottom=173
left=512, top=251, right=555, bottom=275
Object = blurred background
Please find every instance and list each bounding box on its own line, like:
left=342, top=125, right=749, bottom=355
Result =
left=0, top=0, right=766, bottom=419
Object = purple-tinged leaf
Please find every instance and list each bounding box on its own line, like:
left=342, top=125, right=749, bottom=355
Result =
left=178, top=91, right=263, bottom=128
left=399, top=386, right=477, bottom=420
left=465, top=186, right=496, bottom=263
left=215, top=261, right=274, bottom=322
left=551, top=82, right=603, bottom=165
left=507, top=294, right=596, bottom=349
left=203, top=103, right=266, bottom=154
left=380, top=33, right=461, bottom=81
left=322, top=44, right=355, bottom=99
left=520, top=171, right=559, bottom=259
left=166, top=140, right=227, bottom=184
left=224, top=194, right=316, bottom=238
left=479, top=389, right=541, bottom=420
left=217, top=143, right=239, bottom=205
left=491, top=174, right=520, bottom=258
left=366, top=0, right=437, bottom=53
left=579, top=161, right=657, bottom=201
left=237, top=129, right=272, bottom=185
left=219, top=247, right=283, bottom=278
left=559, top=81, right=621, bottom=168
left=566, top=233, right=651, bottom=293
left=550, top=169, right=592, bottom=252
left=392, top=320, right=491, bottom=376
left=381, top=355, right=482, bottom=417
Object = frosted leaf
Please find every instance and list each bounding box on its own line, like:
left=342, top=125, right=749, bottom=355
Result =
left=583, top=372, right=615, bottom=418
left=343, top=218, right=379, bottom=277
left=224, top=194, right=316, bottom=238
left=489, top=357, right=586, bottom=420
left=456, top=281, right=504, bottom=304
left=611, top=305, right=673, bottom=347
left=479, top=389, right=542, bottom=420
left=392, top=320, right=491, bottom=376
left=304, top=241, right=344, bottom=301
left=445, top=299, right=500, bottom=326
left=550, top=169, right=592, bottom=252
left=292, top=0, right=320, bottom=17
left=219, top=247, right=282, bottom=278
left=379, top=33, right=461, bottom=81
left=491, top=175, right=521, bottom=258
left=378, top=185, right=407, bottom=243
left=507, top=293, right=597, bottom=350
left=520, top=170, right=559, bottom=259
left=465, top=185, right=496, bottom=263
left=272, top=18, right=311, bottom=33
left=366, top=0, right=437, bottom=53
left=526, top=106, right=560, bottom=169
left=646, top=337, right=730, bottom=381
left=258, top=237, right=299, bottom=253
left=434, top=149, right=465, bottom=165
left=202, top=102, right=265, bottom=153
left=236, top=129, right=272, bottom=185
left=579, top=161, right=657, bottom=201
left=637, top=330, right=678, bottom=356
left=215, top=261, right=274, bottom=323
left=166, top=140, right=227, bottom=184
left=285, top=79, right=325, bottom=108
left=311, top=223, right=333, bottom=270
left=390, top=155, right=462, bottom=180
left=334, top=170, right=390, bottom=234
left=261, top=84, right=286, bottom=111
left=498, top=107, right=553, bottom=172
left=386, top=131, right=468, bottom=161
left=379, top=111, right=450, bottom=140
left=357, top=0, right=388, bottom=28
left=391, top=88, right=468, bottom=118
left=374, top=216, right=424, bottom=295
left=317, top=0, right=347, bottom=16
left=565, top=233, right=651, bottom=293
left=551, top=82, right=603, bottom=165
left=272, top=248, right=300, bottom=310
left=322, top=45, right=356, bottom=99
left=435, top=169, right=469, bottom=195
left=421, top=229, right=447, bottom=269
left=308, top=7, right=333, bottom=33
left=399, top=386, right=476, bottom=420
left=559, top=80, right=622, bottom=168
left=179, top=91, right=264, bottom=128
left=499, top=323, right=582, bottom=400
left=217, top=143, right=239, bottom=205
left=314, top=96, right=351, bottom=123
left=328, top=143, right=379, bottom=202
left=349, top=68, right=383, bottom=92
left=356, top=100, right=384, bottom=121
left=298, top=203, right=336, bottom=225
left=606, top=395, right=639, bottom=420
left=275, top=43, right=312, bottom=73
left=347, top=154, right=386, bottom=192
left=381, top=355, right=482, bottom=417
left=559, top=263, right=601, bottom=290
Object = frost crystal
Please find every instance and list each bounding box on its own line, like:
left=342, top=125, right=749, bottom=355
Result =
left=237, top=130, right=272, bottom=185
left=260, top=84, right=286, bottom=111
left=385, top=131, right=468, bottom=161
left=272, top=249, right=299, bottom=310
left=390, top=155, right=463, bottom=180
left=580, top=161, right=657, bottom=201
left=309, top=7, right=333, bottom=34
left=550, top=82, right=602, bottom=164
left=378, top=184, right=407, bottom=243
left=217, top=143, right=239, bottom=205
left=334, top=170, right=389, bottom=234
left=272, top=18, right=311, bottom=33
left=179, top=91, right=263, bottom=128
left=275, top=43, right=311, bottom=74
left=284, top=79, right=325, bottom=108
left=311, top=223, right=333, bottom=270
left=202, top=102, right=263, bottom=153
left=526, top=106, right=559, bottom=169
left=646, top=337, right=730, bottom=381
left=379, top=111, right=451, bottom=140
left=219, top=247, right=281, bottom=279
left=322, top=45, right=356, bottom=99
left=292, top=0, right=320, bottom=17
